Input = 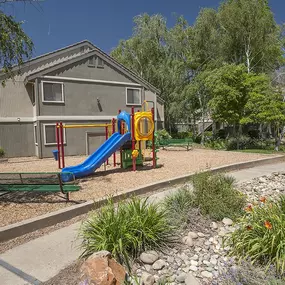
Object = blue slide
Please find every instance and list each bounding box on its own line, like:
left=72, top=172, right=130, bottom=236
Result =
left=61, top=132, right=131, bottom=182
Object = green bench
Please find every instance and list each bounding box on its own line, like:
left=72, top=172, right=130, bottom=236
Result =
left=159, top=138, right=193, bottom=151
left=0, top=172, right=80, bottom=201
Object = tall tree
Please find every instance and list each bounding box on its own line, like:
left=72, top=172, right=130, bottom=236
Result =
left=205, top=64, right=249, bottom=145
left=242, top=73, right=285, bottom=150
left=0, top=0, right=35, bottom=85
left=218, top=0, right=284, bottom=73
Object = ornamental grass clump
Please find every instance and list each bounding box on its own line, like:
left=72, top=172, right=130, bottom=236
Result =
left=191, top=172, right=246, bottom=220
left=79, top=197, right=174, bottom=270
left=227, top=195, right=285, bottom=276
left=163, top=187, right=195, bottom=224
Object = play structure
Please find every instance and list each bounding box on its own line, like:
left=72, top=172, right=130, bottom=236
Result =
left=56, top=103, right=157, bottom=182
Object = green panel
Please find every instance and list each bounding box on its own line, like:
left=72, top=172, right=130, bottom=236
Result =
left=0, top=184, right=80, bottom=192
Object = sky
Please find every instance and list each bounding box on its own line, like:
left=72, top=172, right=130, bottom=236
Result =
left=2, top=0, right=285, bottom=57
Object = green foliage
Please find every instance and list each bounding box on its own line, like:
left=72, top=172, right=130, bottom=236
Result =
left=216, top=259, right=285, bottom=285
left=156, top=129, right=171, bottom=141
left=79, top=198, right=174, bottom=270
left=163, top=188, right=195, bottom=224
left=0, top=12, right=33, bottom=85
left=192, top=172, right=246, bottom=220
left=205, top=138, right=226, bottom=150
left=0, top=147, right=4, bottom=158
left=226, top=135, right=251, bottom=150
left=205, top=64, right=249, bottom=125
left=172, top=131, right=193, bottom=139
left=227, top=196, right=285, bottom=275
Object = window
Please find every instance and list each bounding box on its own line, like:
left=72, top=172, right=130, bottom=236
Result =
left=126, top=88, right=141, bottom=105
left=42, top=82, right=64, bottom=103
left=34, top=124, right=38, bottom=145
left=97, top=57, right=104, bottom=68
left=88, top=56, right=96, bottom=67
left=44, top=124, right=66, bottom=145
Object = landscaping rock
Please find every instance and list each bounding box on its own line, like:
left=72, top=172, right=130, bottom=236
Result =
left=140, top=251, right=159, bottom=264
left=176, top=273, right=187, bottom=283
left=152, top=259, right=166, bottom=270
left=211, top=222, right=218, bottom=230
left=201, top=271, right=213, bottom=278
left=185, top=272, right=200, bottom=285
left=141, top=272, right=155, bottom=285
left=222, top=218, right=233, bottom=226
left=80, top=251, right=126, bottom=285
left=189, top=265, right=198, bottom=272
left=188, top=231, right=199, bottom=239
left=190, top=260, right=198, bottom=266
left=183, top=236, right=194, bottom=247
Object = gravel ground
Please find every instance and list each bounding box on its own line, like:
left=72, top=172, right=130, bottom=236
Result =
left=0, top=149, right=276, bottom=227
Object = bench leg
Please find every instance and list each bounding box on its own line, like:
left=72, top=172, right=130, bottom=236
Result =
left=66, top=192, right=70, bottom=201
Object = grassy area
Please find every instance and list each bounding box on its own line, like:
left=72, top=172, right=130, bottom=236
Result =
left=234, top=149, right=282, bottom=154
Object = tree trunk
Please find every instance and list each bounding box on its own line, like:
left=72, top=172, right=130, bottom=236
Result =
left=275, top=126, right=285, bottom=151
left=201, top=113, right=205, bottom=145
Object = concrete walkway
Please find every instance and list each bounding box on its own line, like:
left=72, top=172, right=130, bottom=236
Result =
left=1, top=162, right=285, bottom=285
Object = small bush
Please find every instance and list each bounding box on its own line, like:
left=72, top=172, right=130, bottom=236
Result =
left=215, top=259, right=285, bottom=285
left=205, top=138, right=226, bottom=150
left=227, top=196, right=285, bottom=275
left=226, top=135, right=251, bottom=150
left=156, top=129, right=171, bottom=141
left=0, top=147, right=4, bottom=158
left=192, top=172, right=246, bottom=220
left=79, top=198, right=174, bottom=270
left=163, top=188, right=195, bottom=224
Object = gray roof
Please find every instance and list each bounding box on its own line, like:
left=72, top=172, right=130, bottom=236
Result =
left=20, top=40, right=160, bottom=94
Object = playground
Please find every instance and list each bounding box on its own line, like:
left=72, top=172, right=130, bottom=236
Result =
left=0, top=148, right=278, bottom=226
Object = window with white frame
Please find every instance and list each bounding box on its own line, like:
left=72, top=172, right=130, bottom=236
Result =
left=42, top=82, right=64, bottom=103
left=34, top=124, right=38, bottom=145
left=126, top=88, right=141, bottom=105
left=44, top=124, right=66, bottom=145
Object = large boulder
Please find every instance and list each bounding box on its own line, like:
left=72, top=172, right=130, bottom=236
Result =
left=80, top=251, right=127, bottom=285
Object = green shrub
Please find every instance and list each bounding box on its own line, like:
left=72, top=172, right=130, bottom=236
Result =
left=191, top=172, right=246, bottom=220
left=215, top=259, right=285, bottom=285
left=205, top=138, right=226, bottom=150
left=227, top=196, right=285, bottom=275
left=79, top=198, right=174, bottom=270
left=226, top=135, right=251, bottom=150
left=163, top=188, right=195, bottom=224
left=0, top=147, right=4, bottom=158
left=156, top=129, right=171, bottom=141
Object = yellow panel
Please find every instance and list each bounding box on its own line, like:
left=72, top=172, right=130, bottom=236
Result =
left=134, top=112, right=154, bottom=141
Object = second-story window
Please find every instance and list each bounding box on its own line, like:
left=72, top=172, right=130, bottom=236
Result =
left=42, top=82, right=64, bottom=103
left=126, top=88, right=142, bottom=105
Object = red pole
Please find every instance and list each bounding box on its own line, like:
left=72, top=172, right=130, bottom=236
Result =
left=119, top=109, right=123, bottom=168
left=131, top=106, right=136, bottom=171
left=151, top=107, right=156, bottom=169
left=56, top=122, right=61, bottom=169
left=105, top=124, right=109, bottom=165
left=60, top=122, right=65, bottom=168
left=112, top=118, right=116, bottom=167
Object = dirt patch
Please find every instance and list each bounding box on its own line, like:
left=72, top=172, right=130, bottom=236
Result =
left=0, top=149, right=277, bottom=226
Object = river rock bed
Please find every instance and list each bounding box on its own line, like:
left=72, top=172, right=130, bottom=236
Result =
left=132, top=172, right=285, bottom=285
left=132, top=212, right=235, bottom=285
left=238, top=171, right=285, bottom=202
